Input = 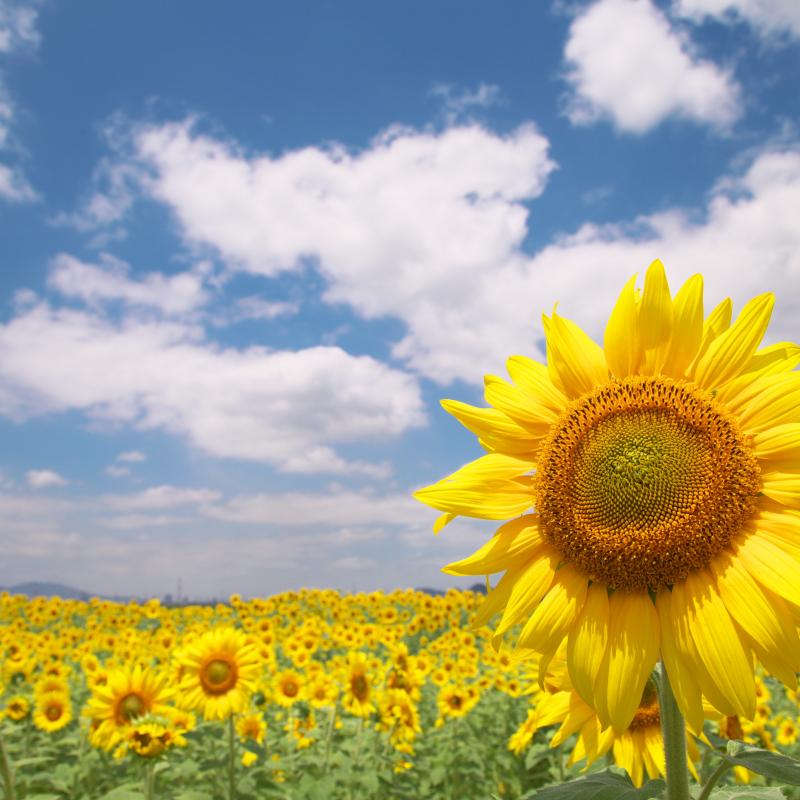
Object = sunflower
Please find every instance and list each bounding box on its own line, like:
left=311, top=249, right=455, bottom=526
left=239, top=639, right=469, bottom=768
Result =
left=522, top=673, right=700, bottom=788
left=85, top=664, right=173, bottom=750
left=33, top=691, right=72, bottom=733
left=273, top=669, right=305, bottom=707
left=415, top=260, right=800, bottom=733
left=341, top=652, right=375, bottom=717
left=177, top=627, right=260, bottom=720
left=5, top=695, right=29, bottom=721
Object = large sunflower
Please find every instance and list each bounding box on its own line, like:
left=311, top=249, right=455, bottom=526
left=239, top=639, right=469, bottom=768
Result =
left=177, top=627, right=260, bottom=720
left=415, top=260, right=800, bottom=733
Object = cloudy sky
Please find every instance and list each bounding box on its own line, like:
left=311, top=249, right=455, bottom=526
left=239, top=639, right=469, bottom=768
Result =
left=0, top=0, right=798, bottom=599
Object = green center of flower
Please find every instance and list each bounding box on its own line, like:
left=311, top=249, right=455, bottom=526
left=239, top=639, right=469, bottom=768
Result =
left=202, top=657, right=237, bottom=695
left=119, top=693, right=146, bottom=722
left=536, top=377, right=761, bottom=591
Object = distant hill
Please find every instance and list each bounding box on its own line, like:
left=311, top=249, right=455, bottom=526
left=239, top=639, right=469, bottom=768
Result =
left=0, top=581, right=93, bottom=600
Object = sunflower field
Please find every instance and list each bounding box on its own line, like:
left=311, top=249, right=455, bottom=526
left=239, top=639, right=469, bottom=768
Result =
left=1, top=586, right=800, bottom=800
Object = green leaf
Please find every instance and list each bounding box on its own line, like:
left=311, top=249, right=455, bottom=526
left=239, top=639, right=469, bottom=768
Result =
left=522, top=771, right=666, bottom=799
left=705, top=788, right=787, bottom=799
left=720, top=743, right=800, bottom=785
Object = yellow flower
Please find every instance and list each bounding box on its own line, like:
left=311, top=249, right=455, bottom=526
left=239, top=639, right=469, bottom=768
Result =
left=177, top=627, right=260, bottom=720
left=5, top=695, right=29, bottom=721
left=416, top=260, right=800, bottom=732
left=85, top=664, right=173, bottom=751
left=273, top=669, right=305, bottom=707
left=33, top=692, right=72, bottom=733
left=340, top=652, right=375, bottom=718
left=237, top=712, right=266, bottom=744
left=126, top=720, right=186, bottom=758
left=241, top=750, right=259, bottom=768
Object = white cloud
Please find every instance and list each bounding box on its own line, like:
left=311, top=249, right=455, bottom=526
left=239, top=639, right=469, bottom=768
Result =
left=0, top=1, right=41, bottom=203
left=103, top=485, right=221, bottom=511
left=204, top=487, right=430, bottom=528
left=105, top=465, right=131, bottom=478
left=48, top=253, right=209, bottom=316
left=99, top=513, right=190, bottom=529
left=563, top=0, right=741, bottom=133
left=117, top=450, right=147, bottom=463
left=429, top=82, right=505, bottom=124
left=114, top=120, right=800, bottom=386
left=674, top=0, right=800, bottom=38
left=0, top=303, right=425, bottom=469
left=330, top=556, right=377, bottom=570
left=0, top=2, right=40, bottom=54
left=26, top=469, right=68, bottom=489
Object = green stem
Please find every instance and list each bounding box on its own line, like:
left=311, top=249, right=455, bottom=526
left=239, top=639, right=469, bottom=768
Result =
left=0, top=734, right=16, bottom=800
left=658, top=658, right=690, bottom=800
left=697, top=760, right=733, bottom=800
left=143, top=761, right=156, bottom=800
left=322, top=705, right=337, bottom=774
left=227, top=715, right=237, bottom=800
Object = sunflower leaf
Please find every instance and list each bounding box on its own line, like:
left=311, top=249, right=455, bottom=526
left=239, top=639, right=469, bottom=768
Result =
left=704, top=788, right=787, bottom=799
left=718, top=742, right=800, bottom=785
left=521, top=770, right=666, bottom=799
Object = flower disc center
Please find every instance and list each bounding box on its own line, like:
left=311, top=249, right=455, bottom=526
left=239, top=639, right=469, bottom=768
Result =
left=201, top=657, right=237, bottom=695
left=119, top=692, right=146, bottom=722
left=535, top=377, right=760, bottom=592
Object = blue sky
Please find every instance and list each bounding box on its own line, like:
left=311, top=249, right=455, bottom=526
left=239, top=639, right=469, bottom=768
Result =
left=1, top=0, right=799, bottom=599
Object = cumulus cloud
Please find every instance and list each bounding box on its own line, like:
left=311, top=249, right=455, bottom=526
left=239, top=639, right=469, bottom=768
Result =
left=429, top=82, right=505, bottom=124
left=674, top=0, right=800, bottom=38
left=48, top=253, right=210, bottom=316
left=26, top=469, right=68, bottom=488
left=0, top=303, right=425, bottom=469
left=101, top=119, right=800, bottom=385
left=103, top=485, right=221, bottom=511
left=563, top=0, right=741, bottom=133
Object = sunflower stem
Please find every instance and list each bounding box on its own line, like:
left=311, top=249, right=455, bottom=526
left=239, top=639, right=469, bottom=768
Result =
left=0, top=733, right=16, bottom=800
left=658, top=658, right=690, bottom=800
left=322, top=704, right=337, bottom=774
left=143, top=761, right=156, bottom=800
left=227, top=715, right=237, bottom=800
left=697, top=760, right=733, bottom=800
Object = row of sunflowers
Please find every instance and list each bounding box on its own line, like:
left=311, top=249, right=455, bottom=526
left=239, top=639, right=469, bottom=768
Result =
left=0, top=587, right=799, bottom=799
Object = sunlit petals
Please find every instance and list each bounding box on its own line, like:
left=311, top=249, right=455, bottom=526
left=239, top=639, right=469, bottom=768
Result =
left=604, top=273, right=640, bottom=378
left=543, top=311, right=608, bottom=398
left=593, top=592, right=659, bottom=733
left=566, top=582, right=608, bottom=707
left=638, top=259, right=673, bottom=376
left=661, top=273, right=703, bottom=379
left=692, top=293, right=774, bottom=390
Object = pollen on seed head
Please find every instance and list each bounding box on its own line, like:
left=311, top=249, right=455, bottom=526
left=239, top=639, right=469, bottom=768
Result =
left=535, top=376, right=761, bottom=592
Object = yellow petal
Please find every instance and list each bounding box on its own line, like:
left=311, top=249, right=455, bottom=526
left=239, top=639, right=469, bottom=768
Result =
left=711, top=551, right=800, bottom=674
left=639, top=259, right=673, bottom=376
left=493, top=546, right=560, bottom=639
left=567, top=582, right=609, bottom=707
left=413, top=476, right=533, bottom=520
left=593, top=591, right=660, bottom=733
left=506, top=355, right=567, bottom=411
left=603, top=273, right=640, bottom=378
left=684, top=569, right=755, bottom=719
left=433, top=512, right=456, bottom=534
left=752, top=423, right=800, bottom=459
left=440, top=398, right=541, bottom=442
left=439, top=452, right=535, bottom=484
left=692, top=293, right=775, bottom=390
left=443, top=515, right=542, bottom=576
left=668, top=580, right=736, bottom=717
left=550, top=692, right=595, bottom=748
left=484, top=376, right=558, bottom=428
left=661, top=273, right=703, bottom=379
left=655, top=588, right=704, bottom=734
left=735, top=373, right=800, bottom=433
left=688, top=296, right=733, bottom=378
left=736, top=532, right=800, bottom=607
left=761, top=472, right=800, bottom=505
left=715, top=342, right=800, bottom=406
left=544, top=311, right=608, bottom=398
left=516, top=564, right=588, bottom=653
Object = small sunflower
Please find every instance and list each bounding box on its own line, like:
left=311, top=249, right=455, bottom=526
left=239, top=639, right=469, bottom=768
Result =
left=273, top=669, right=305, bottom=707
left=177, top=627, right=260, bottom=720
left=33, top=691, right=72, bottom=733
left=341, top=652, right=375, bottom=718
left=5, top=695, right=29, bottom=721
left=415, top=260, right=800, bottom=732
left=85, top=664, right=173, bottom=751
